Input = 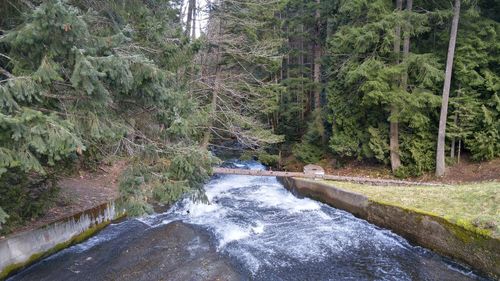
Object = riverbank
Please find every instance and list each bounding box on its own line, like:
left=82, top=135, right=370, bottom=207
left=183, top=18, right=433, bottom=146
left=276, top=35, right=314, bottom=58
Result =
left=0, top=161, right=127, bottom=279
left=7, top=161, right=487, bottom=281
left=1, top=161, right=124, bottom=237
left=278, top=177, right=500, bottom=279
left=3, top=159, right=498, bottom=279
left=0, top=201, right=125, bottom=280
left=282, top=156, right=500, bottom=184
left=7, top=156, right=498, bottom=236
left=323, top=180, right=499, bottom=238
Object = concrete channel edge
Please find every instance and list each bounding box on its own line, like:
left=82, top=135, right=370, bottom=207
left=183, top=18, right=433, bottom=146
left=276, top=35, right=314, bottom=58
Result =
left=278, top=177, right=500, bottom=280
left=0, top=201, right=126, bottom=280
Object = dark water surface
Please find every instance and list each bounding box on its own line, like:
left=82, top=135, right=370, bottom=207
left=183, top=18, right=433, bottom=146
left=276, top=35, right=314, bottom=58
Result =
left=9, top=161, right=492, bottom=281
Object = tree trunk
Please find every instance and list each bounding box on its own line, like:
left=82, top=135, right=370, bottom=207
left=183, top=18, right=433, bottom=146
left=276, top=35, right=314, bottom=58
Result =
left=185, top=0, right=195, bottom=38
left=299, top=24, right=305, bottom=125
left=436, top=0, right=461, bottom=177
left=450, top=86, right=460, bottom=158
left=457, top=138, right=461, bottom=164
left=450, top=136, right=456, bottom=158
left=191, top=0, right=197, bottom=39
left=313, top=0, right=326, bottom=144
left=313, top=0, right=321, bottom=111
left=201, top=2, right=223, bottom=149
left=401, top=0, right=412, bottom=89
left=390, top=0, right=403, bottom=173
left=202, top=68, right=220, bottom=149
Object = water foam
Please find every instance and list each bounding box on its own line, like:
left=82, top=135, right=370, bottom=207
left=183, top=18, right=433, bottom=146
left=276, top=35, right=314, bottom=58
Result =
left=133, top=160, right=485, bottom=280
left=251, top=221, right=265, bottom=234
left=15, top=159, right=486, bottom=281
left=141, top=161, right=385, bottom=275
left=246, top=183, right=322, bottom=213
left=217, top=224, right=252, bottom=248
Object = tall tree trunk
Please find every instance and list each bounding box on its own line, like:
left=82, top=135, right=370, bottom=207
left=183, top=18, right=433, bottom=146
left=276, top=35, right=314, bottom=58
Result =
left=201, top=2, right=222, bottom=149
left=185, top=0, right=195, bottom=37
left=313, top=0, right=326, bottom=143
left=390, top=0, right=403, bottom=173
left=299, top=24, right=305, bottom=125
left=313, top=0, right=321, bottom=111
left=202, top=67, right=220, bottom=149
left=191, top=0, right=197, bottom=39
left=401, top=0, right=412, bottom=89
left=436, top=0, right=461, bottom=177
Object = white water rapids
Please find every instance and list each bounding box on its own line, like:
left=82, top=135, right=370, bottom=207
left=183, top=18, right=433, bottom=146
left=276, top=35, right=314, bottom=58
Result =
left=9, top=160, right=491, bottom=281
left=134, top=161, right=485, bottom=280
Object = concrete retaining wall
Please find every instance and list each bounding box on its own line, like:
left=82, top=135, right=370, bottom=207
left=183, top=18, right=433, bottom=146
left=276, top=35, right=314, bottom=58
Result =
left=0, top=201, right=125, bottom=280
left=278, top=177, right=500, bottom=280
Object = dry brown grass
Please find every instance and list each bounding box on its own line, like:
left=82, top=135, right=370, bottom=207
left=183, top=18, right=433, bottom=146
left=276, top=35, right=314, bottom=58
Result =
left=323, top=180, right=500, bottom=237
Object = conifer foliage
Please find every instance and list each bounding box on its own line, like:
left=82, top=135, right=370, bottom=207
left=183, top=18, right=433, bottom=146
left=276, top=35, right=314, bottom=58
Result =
left=273, top=0, right=499, bottom=176
left=0, top=0, right=207, bottom=230
left=0, top=0, right=499, bottom=231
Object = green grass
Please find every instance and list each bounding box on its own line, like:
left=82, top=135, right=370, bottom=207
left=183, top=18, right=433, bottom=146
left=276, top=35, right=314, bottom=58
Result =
left=322, top=180, right=500, bottom=238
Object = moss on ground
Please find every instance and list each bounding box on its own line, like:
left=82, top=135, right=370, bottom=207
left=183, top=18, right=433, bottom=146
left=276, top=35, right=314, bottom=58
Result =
left=321, top=180, right=500, bottom=238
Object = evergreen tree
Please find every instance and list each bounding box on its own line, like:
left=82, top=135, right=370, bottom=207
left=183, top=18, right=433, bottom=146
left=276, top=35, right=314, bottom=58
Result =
left=326, top=0, right=441, bottom=174
left=0, top=0, right=208, bottom=230
left=448, top=4, right=500, bottom=162
left=1, top=0, right=499, bottom=231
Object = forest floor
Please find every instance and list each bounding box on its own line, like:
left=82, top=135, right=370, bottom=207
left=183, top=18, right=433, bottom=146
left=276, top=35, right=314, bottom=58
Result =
left=284, top=155, right=500, bottom=184
left=2, top=161, right=125, bottom=238
left=322, top=180, right=500, bottom=238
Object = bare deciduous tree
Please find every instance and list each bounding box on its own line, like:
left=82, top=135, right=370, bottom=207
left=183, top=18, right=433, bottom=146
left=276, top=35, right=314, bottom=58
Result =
left=197, top=0, right=284, bottom=149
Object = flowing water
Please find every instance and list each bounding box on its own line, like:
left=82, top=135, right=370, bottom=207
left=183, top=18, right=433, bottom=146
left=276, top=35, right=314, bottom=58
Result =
left=9, top=161, right=491, bottom=281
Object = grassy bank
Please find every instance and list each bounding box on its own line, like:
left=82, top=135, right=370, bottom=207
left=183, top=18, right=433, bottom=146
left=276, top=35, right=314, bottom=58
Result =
left=322, top=180, right=500, bottom=238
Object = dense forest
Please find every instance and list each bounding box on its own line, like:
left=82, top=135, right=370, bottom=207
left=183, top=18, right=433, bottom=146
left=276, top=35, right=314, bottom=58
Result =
left=0, top=0, right=499, bottom=231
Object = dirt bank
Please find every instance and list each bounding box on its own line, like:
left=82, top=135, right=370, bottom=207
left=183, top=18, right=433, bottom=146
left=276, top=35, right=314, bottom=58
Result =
left=283, top=155, right=500, bottom=183
left=5, top=162, right=125, bottom=237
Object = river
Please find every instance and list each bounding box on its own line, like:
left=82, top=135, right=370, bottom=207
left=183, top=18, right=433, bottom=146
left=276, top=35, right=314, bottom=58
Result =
left=9, top=161, right=491, bottom=281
